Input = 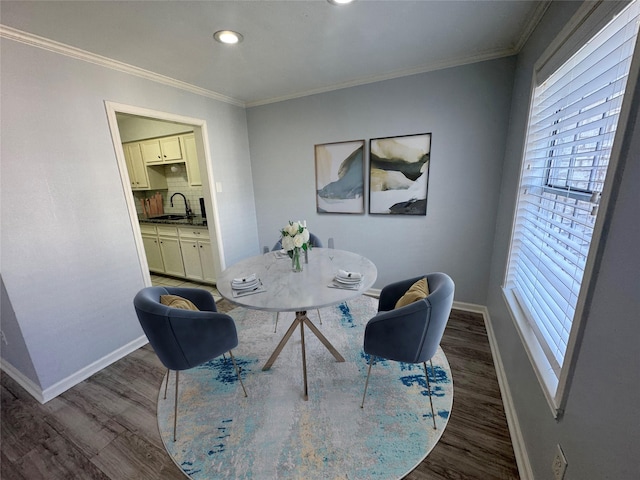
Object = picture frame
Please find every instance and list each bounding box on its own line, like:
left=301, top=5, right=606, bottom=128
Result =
left=368, top=133, right=431, bottom=215
left=314, top=139, right=365, bottom=214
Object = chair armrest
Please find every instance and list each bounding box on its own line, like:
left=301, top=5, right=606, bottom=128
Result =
left=168, top=309, right=238, bottom=367
left=165, top=287, right=217, bottom=312
left=364, top=300, right=430, bottom=363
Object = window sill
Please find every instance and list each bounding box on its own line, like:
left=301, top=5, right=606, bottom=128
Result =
left=502, top=287, right=562, bottom=419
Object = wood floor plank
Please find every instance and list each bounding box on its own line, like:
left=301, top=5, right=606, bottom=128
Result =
left=13, top=423, right=111, bottom=480
left=90, top=430, right=184, bottom=480
left=1, top=304, right=519, bottom=480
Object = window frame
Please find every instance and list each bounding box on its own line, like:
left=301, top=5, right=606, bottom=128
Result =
left=502, top=0, right=640, bottom=418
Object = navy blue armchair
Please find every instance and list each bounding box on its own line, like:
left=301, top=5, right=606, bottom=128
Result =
left=133, top=286, right=247, bottom=440
left=360, top=273, right=454, bottom=428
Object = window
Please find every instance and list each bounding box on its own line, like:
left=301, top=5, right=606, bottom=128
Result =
left=504, top=1, right=639, bottom=412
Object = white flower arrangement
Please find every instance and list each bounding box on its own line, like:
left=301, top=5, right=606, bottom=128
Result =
left=280, top=220, right=310, bottom=254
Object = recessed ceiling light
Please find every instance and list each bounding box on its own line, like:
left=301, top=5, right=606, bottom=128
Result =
left=328, top=0, right=354, bottom=5
left=213, top=30, right=243, bottom=45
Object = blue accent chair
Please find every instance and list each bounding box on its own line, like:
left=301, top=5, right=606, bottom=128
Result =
left=360, top=272, right=454, bottom=428
left=133, top=286, right=247, bottom=441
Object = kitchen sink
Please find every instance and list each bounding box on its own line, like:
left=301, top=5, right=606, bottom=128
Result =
left=149, top=214, right=188, bottom=220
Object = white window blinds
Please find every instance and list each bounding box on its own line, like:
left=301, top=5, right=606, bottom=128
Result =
left=505, top=1, right=640, bottom=377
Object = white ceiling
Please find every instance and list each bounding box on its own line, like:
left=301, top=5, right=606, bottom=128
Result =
left=0, top=0, right=550, bottom=107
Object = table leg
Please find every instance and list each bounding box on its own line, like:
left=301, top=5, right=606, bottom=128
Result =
left=302, top=317, right=346, bottom=363
left=262, top=310, right=345, bottom=401
left=300, top=319, right=308, bottom=401
left=262, top=316, right=301, bottom=371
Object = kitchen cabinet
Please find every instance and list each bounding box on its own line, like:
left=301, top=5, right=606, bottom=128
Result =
left=198, top=239, right=216, bottom=283
left=140, top=135, right=183, bottom=164
left=139, top=223, right=217, bottom=284
left=157, top=226, right=185, bottom=277
left=182, top=133, right=202, bottom=186
left=141, top=233, right=165, bottom=272
left=180, top=238, right=204, bottom=281
left=140, top=224, right=165, bottom=273
left=123, top=142, right=167, bottom=191
left=178, top=226, right=216, bottom=283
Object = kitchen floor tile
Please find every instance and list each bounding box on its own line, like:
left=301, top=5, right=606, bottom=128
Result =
left=150, top=275, right=221, bottom=302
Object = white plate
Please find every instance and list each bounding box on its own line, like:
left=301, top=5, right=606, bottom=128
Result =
left=334, top=276, right=361, bottom=285
left=232, top=279, right=260, bottom=290
left=232, top=273, right=257, bottom=283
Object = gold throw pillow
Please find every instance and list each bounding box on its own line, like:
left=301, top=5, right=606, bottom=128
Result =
left=160, top=294, right=199, bottom=311
left=394, top=278, right=430, bottom=309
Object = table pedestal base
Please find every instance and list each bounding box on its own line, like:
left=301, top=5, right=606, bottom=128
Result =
left=262, top=310, right=345, bottom=400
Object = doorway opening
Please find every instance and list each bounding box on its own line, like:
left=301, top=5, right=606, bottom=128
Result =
left=104, top=101, right=226, bottom=286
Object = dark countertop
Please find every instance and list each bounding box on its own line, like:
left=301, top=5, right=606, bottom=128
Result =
left=139, top=215, right=207, bottom=227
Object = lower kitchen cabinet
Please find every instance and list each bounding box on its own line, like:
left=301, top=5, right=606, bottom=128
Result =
left=141, top=233, right=164, bottom=273
left=198, top=239, right=216, bottom=283
left=157, top=226, right=185, bottom=277
left=180, top=238, right=203, bottom=281
left=139, top=223, right=217, bottom=283
left=178, top=226, right=216, bottom=283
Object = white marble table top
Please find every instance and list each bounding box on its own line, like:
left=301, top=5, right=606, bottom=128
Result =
left=217, top=248, right=377, bottom=312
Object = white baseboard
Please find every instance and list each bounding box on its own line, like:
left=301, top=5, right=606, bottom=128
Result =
left=0, top=359, right=46, bottom=403
left=460, top=301, right=534, bottom=480
left=1, top=335, right=149, bottom=404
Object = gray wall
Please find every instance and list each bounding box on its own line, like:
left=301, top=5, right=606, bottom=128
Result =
left=247, top=57, right=516, bottom=303
left=1, top=276, right=39, bottom=384
left=486, top=2, right=640, bottom=478
left=0, top=38, right=258, bottom=393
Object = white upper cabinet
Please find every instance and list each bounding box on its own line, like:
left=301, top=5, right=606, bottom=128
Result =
left=182, top=133, right=202, bottom=186
left=140, top=135, right=184, bottom=164
left=123, top=142, right=167, bottom=191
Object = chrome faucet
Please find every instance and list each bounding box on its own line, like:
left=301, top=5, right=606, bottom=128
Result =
left=170, top=192, right=193, bottom=217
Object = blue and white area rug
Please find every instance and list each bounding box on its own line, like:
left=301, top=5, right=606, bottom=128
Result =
left=157, top=295, right=453, bottom=479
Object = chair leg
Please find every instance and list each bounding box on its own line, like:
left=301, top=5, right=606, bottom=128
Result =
left=173, top=370, right=179, bottom=441
left=316, top=309, right=322, bottom=325
left=163, top=368, right=170, bottom=400
left=423, top=361, right=437, bottom=429
left=361, top=356, right=375, bottom=408
left=228, top=350, right=248, bottom=397
left=274, top=312, right=279, bottom=333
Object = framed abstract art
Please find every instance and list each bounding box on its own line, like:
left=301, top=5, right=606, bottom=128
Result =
left=314, top=140, right=365, bottom=214
left=369, top=133, right=431, bottom=215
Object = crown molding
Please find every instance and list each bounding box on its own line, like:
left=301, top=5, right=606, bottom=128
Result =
left=0, top=25, right=245, bottom=108
left=514, top=1, right=553, bottom=52
left=246, top=2, right=553, bottom=108
left=247, top=47, right=518, bottom=107
left=3, top=0, right=552, bottom=111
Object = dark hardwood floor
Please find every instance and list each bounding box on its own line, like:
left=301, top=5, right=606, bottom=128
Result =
left=1, top=303, right=519, bottom=479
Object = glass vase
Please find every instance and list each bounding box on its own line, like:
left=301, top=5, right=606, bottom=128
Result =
left=291, top=248, right=303, bottom=272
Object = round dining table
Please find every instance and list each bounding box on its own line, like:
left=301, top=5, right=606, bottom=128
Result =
left=217, top=247, right=377, bottom=400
